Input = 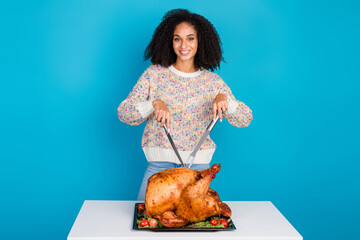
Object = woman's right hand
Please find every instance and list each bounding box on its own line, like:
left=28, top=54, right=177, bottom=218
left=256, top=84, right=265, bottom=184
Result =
left=152, top=100, right=171, bottom=131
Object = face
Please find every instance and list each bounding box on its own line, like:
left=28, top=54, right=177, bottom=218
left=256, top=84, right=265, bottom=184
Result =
left=173, top=22, right=198, bottom=63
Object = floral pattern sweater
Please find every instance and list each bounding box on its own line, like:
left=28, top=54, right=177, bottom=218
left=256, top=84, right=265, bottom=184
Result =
left=118, top=64, right=253, bottom=164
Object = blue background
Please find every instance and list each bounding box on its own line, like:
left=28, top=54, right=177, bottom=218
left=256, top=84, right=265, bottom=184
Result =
left=1, top=0, right=359, bottom=239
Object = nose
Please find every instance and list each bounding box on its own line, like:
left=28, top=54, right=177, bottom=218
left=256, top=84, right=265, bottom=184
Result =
left=181, top=41, right=187, bottom=49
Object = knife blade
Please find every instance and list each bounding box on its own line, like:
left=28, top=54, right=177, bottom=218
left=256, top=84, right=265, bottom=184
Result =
left=186, top=115, right=219, bottom=168
left=164, top=125, right=185, bottom=167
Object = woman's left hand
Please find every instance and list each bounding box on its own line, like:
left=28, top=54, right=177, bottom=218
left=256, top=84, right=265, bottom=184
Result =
left=212, top=93, right=228, bottom=122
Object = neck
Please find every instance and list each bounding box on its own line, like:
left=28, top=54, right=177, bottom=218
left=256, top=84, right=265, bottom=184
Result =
left=173, top=59, right=198, bottom=73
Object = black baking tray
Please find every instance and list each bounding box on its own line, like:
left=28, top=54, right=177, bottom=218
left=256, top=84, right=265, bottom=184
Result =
left=133, top=203, right=236, bottom=231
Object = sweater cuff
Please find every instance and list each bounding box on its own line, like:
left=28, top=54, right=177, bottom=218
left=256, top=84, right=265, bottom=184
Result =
left=227, top=96, right=238, bottom=114
left=137, top=100, right=155, bottom=119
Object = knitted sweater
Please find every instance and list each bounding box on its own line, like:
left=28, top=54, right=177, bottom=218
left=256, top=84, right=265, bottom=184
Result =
left=117, top=65, right=253, bottom=164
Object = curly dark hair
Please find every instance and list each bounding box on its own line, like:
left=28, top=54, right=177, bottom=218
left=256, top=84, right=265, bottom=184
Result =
left=144, top=9, right=223, bottom=71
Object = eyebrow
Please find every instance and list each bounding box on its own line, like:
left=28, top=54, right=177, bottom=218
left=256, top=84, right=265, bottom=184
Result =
left=174, top=34, right=195, bottom=37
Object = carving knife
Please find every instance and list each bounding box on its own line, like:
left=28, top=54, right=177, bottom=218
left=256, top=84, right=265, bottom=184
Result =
left=186, top=115, right=219, bottom=168
left=164, top=125, right=185, bottom=167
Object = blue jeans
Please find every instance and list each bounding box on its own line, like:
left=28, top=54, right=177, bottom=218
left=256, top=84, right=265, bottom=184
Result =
left=137, top=162, right=210, bottom=201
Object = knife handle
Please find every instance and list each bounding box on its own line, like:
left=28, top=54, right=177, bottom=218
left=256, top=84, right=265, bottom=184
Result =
left=207, top=115, right=219, bottom=132
left=163, top=125, right=186, bottom=168
left=164, top=125, right=169, bottom=134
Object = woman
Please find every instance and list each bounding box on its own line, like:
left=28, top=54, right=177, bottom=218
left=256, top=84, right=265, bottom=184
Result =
left=118, top=9, right=253, bottom=201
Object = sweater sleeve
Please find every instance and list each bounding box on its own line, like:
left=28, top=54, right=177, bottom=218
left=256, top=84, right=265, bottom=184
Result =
left=213, top=74, right=253, bottom=128
left=117, top=67, right=155, bottom=126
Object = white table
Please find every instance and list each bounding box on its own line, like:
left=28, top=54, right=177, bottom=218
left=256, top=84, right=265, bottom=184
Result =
left=68, top=201, right=302, bottom=240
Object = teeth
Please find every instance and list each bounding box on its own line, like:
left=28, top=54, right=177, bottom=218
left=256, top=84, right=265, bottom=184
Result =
left=180, top=51, right=190, bottom=54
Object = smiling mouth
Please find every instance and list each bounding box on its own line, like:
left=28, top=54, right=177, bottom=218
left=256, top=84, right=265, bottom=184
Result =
left=180, top=50, right=190, bottom=55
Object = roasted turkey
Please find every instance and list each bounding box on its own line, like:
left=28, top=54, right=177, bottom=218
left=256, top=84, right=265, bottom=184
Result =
left=145, top=164, right=231, bottom=227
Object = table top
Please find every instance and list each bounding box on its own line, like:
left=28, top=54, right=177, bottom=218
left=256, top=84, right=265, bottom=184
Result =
left=68, top=200, right=302, bottom=240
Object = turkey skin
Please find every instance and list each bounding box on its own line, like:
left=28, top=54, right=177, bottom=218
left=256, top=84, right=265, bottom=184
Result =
left=145, top=164, right=231, bottom=227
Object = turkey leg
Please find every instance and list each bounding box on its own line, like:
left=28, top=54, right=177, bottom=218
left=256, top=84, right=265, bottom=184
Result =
left=199, top=163, right=221, bottom=178
left=184, top=171, right=215, bottom=197
left=157, top=211, right=189, bottom=228
left=175, top=172, right=220, bottom=222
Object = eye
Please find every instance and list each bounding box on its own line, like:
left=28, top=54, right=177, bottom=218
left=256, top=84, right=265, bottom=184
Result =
left=174, top=38, right=180, bottom=42
left=188, top=37, right=195, bottom=41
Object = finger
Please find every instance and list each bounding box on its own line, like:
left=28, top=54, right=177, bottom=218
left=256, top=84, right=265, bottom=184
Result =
left=158, top=110, right=164, bottom=123
left=220, top=101, right=227, bottom=114
left=217, top=101, right=224, bottom=112
left=154, top=110, right=159, bottom=122
left=160, top=111, right=166, bottom=127
left=157, top=110, right=161, bottom=122
left=223, top=100, right=229, bottom=113
left=213, top=103, right=217, bottom=119
left=218, top=106, right=223, bottom=122
left=158, top=110, right=162, bottom=126
left=166, top=112, right=171, bottom=132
